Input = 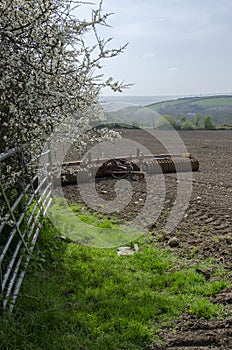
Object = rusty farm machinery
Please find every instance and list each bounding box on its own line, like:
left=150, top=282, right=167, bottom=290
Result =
left=60, top=150, right=199, bottom=185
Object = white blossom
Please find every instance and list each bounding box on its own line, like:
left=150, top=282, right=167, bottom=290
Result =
left=0, top=0, right=128, bottom=157
left=0, top=0, right=129, bottom=221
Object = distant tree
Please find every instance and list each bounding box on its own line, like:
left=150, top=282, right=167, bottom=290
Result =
left=221, top=123, right=232, bottom=130
left=156, top=114, right=180, bottom=129
left=203, top=115, right=215, bottom=129
left=180, top=115, right=186, bottom=124
left=194, top=114, right=202, bottom=128
left=181, top=120, right=195, bottom=130
left=129, top=119, right=140, bottom=128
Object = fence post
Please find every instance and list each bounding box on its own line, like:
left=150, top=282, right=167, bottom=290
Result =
left=0, top=263, right=3, bottom=314
left=47, top=142, right=53, bottom=193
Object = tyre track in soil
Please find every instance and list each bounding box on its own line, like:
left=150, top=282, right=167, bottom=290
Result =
left=152, top=317, right=232, bottom=350
left=62, top=130, right=232, bottom=350
left=148, top=131, right=232, bottom=350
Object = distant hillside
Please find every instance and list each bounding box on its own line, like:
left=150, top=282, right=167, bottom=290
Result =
left=147, top=95, right=232, bottom=124
left=106, top=95, right=232, bottom=129
left=106, top=105, right=155, bottom=127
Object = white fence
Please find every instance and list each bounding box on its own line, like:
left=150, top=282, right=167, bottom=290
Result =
left=0, top=145, right=52, bottom=313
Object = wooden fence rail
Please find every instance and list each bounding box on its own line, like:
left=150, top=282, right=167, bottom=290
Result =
left=0, top=145, right=52, bottom=314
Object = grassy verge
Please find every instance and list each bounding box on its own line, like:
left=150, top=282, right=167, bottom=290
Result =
left=49, top=198, right=141, bottom=247
left=0, top=202, right=229, bottom=350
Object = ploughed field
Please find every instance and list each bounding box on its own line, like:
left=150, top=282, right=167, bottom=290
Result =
left=62, top=130, right=232, bottom=350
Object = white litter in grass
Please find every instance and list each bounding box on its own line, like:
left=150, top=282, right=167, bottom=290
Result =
left=117, top=244, right=139, bottom=256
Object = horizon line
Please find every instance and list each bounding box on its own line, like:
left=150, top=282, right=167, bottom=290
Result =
left=101, top=92, right=232, bottom=97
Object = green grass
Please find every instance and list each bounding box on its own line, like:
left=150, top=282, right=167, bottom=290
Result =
left=48, top=197, right=142, bottom=247
left=147, top=95, right=232, bottom=111
left=147, top=98, right=192, bottom=111
left=0, top=207, right=229, bottom=350
left=191, top=96, right=232, bottom=108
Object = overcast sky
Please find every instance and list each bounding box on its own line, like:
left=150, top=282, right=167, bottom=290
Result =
left=77, top=0, right=232, bottom=96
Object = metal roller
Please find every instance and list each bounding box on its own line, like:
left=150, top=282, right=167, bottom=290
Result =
left=60, top=154, right=199, bottom=185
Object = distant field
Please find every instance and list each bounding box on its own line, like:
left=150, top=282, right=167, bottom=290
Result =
left=147, top=95, right=232, bottom=110
left=147, top=97, right=194, bottom=110
left=106, top=95, right=232, bottom=127
left=190, top=97, right=232, bottom=108
left=145, top=95, right=232, bottom=125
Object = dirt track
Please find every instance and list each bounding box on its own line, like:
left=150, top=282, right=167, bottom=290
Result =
left=62, top=130, right=232, bottom=350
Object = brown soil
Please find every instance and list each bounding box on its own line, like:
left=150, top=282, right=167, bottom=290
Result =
left=61, top=130, right=232, bottom=350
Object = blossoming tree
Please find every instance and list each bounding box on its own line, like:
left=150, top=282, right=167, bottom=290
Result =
left=0, top=0, right=127, bottom=155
